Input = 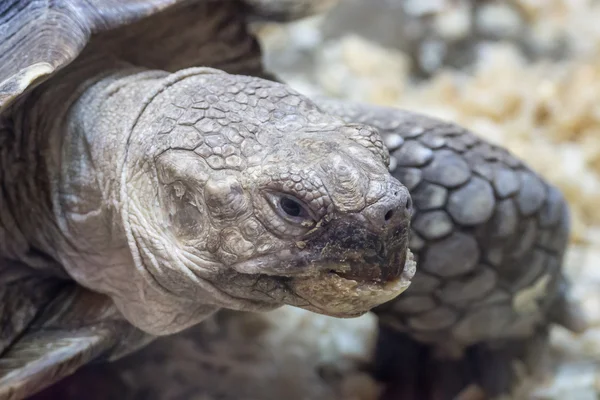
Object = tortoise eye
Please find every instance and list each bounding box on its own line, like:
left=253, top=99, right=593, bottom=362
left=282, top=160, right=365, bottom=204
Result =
left=280, top=197, right=303, bottom=217
left=265, top=192, right=314, bottom=226
left=261, top=191, right=318, bottom=236
left=276, top=195, right=311, bottom=221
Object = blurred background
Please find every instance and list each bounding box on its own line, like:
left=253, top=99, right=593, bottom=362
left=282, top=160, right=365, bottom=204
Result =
left=250, top=1, right=600, bottom=398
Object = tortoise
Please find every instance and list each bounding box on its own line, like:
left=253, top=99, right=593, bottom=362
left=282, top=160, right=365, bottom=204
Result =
left=0, top=0, right=585, bottom=399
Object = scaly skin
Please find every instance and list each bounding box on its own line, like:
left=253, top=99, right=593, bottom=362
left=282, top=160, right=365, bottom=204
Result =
left=0, top=59, right=414, bottom=337
left=0, top=2, right=413, bottom=397
left=23, top=96, right=580, bottom=400
left=315, top=99, right=571, bottom=349
left=314, top=98, right=581, bottom=398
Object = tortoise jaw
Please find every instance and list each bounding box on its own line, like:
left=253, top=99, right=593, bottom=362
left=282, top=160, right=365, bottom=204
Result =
left=324, top=243, right=410, bottom=284
left=287, top=248, right=416, bottom=318
left=226, top=213, right=415, bottom=316
left=224, top=247, right=416, bottom=318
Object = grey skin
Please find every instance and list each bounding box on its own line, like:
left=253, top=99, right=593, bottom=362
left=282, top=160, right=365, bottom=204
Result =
left=0, top=1, right=584, bottom=400
left=0, top=1, right=415, bottom=398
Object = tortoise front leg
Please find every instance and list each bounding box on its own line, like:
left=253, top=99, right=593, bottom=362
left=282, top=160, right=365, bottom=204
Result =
left=311, top=97, right=586, bottom=398
left=0, top=278, right=150, bottom=400
left=373, top=324, right=483, bottom=400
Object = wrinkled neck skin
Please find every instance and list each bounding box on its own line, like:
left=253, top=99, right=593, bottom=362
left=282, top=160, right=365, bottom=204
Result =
left=6, top=62, right=278, bottom=335
left=61, top=67, right=239, bottom=335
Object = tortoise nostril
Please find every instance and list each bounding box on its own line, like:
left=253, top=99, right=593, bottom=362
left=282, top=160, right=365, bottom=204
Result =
left=364, top=185, right=411, bottom=230
left=384, top=210, right=394, bottom=221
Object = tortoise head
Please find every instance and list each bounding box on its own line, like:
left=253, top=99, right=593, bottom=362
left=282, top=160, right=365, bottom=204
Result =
left=123, top=69, right=415, bottom=328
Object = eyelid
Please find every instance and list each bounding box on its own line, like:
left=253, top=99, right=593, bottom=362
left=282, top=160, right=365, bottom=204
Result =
left=264, top=191, right=317, bottom=225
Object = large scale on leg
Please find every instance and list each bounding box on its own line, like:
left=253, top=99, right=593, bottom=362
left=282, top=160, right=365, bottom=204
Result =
left=315, top=98, right=586, bottom=399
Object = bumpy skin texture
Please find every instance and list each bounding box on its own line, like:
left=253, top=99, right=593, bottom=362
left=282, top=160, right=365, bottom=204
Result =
left=18, top=97, right=578, bottom=400
left=0, top=64, right=413, bottom=399
left=316, top=99, right=570, bottom=348
left=0, top=1, right=414, bottom=397
left=315, top=98, right=579, bottom=398
left=383, top=120, right=568, bottom=348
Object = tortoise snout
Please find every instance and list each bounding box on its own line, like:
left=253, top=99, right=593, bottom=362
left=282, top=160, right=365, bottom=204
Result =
left=364, top=184, right=412, bottom=233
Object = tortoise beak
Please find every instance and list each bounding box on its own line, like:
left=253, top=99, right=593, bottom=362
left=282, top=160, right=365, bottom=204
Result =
left=280, top=201, right=414, bottom=317
left=287, top=247, right=416, bottom=318
left=301, top=179, right=412, bottom=283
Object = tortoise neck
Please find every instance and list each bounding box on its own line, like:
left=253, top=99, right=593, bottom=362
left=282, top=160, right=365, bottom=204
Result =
left=0, top=60, right=166, bottom=277
left=2, top=62, right=233, bottom=336
left=50, top=65, right=169, bottom=282
left=50, top=65, right=228, bottom=336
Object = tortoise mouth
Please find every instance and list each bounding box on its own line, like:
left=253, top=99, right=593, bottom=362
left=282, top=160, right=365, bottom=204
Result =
left=222, top=247, right=416, bottom=317
left=285, top=249, right=416, bottom=318
left=225, top=214, right=414, bottom=316
left=322, top=242, right=410, bottom=284
left=228, top=244, right=411, bottom=281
